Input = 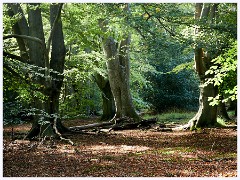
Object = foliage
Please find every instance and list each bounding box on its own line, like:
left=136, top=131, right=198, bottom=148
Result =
left=205, top=40, right=237, bottom=106
left=3, top=48, right=51, bottom=124
left=128, top=3, right=200, bottom=112
left=3, top=3, right=237, bottom=123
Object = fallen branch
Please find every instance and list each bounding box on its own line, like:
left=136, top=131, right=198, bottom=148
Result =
left=68, top=118, right=158, bottom=132
left=219, top=125, right=237, bottom=129
left=68, top=122, right=114, bottom=131
left=109, top=118, right=157, bottom=131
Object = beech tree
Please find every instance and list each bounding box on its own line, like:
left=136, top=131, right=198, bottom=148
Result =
left=94, top=73, right=115, bottom=121
left=4, top=3, right=68, bottom=139
left=99, top=4, right=141, bottom=122
left=187, top=3, right=237, bottom=129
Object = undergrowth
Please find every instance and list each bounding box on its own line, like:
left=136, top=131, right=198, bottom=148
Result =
left=142, top=110, right=196, bottom=124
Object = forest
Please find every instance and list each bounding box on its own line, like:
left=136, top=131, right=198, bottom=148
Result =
left=2, top=3, right=237, bottom=177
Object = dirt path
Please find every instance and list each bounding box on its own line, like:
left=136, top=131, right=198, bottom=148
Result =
left=3, top=121, right=237, bottom=177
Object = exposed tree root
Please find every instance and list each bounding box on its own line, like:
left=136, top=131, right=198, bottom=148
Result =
left=53, top=117, right=74, bottom=145
left=68, top=117, right=158, bottom=132
left=172, top=120, right=237, bottom=131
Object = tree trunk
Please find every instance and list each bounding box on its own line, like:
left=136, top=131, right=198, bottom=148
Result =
left=218, top=96, right=231, bottom=121
left=25, top=3, right=50, bottom=138
left=7, top=4, right=29, bottom=61
left=189, top=81, right=218, bottom=129
left=48, top=4, right=68, bottom=133
left=228, top=100, right=237, bottom=116
left=7, top=3, right=68, bottom=139
left=94, top=73, right=115, bottom=121
left=188, top=3, right=219, bottom=130
left=102, top=33, right=140, bottom=122
left=99, top=5, right=140, bottom=122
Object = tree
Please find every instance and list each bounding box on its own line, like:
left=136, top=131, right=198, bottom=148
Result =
left=206, top=40, right=237, bottom=119
left=185, top=3, right=218, bottom=129
left=4, top=3, right=68, bottom=139
left=60, top=4, right=114, bottom=120
left=188, top=3, right=237, bottom=129
left=94, top=73, right=116, bottom=121
left=99, top=4, right=141, bottom=122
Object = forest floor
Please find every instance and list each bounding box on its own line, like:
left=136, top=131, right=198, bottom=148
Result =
left=3, top=117, right=237, bottom=177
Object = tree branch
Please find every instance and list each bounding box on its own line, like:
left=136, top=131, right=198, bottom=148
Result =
left=142, top=5, right=153, bottom=21
left=3, top=34, right=44, bottom=45
left=133, top=26, right=146, bottom=39
left=155, top=17, right=176, bottom=37
left=46, top=3, right=64, bottom=54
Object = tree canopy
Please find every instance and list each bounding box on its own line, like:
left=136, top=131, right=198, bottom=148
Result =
left=3, top=3, right=237, bottom=129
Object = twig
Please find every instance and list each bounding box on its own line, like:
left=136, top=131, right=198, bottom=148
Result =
left=210, top=141, right=215, bottom=151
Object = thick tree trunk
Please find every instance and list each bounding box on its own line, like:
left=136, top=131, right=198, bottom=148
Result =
left=94, top=73, right=115, bottom=121
left=189, top=81, right=218, bottom=129
left=103, top=36, right=140, bottom=121
left=25, top=3, right=50, bottom=138
left=8, top=3, right=68, bottom=139
left=188, top=3, right=219, bottom=130
left=99, top=6, right=140, bottom=122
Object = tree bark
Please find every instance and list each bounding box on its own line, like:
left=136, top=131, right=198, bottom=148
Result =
left=94, top=73, right=115, bottom=121
left=218, top=96, right=231, bottom=121
left=7, top=3, right=68, bottom=139
left=26, top=3, right=48, bottom=138
left=189, top=81, right=218, bottom=129
left=7, top=3, right=29, bottom=61
left=48, top=4, right=67, bottom=133
left=228, top=100, right=237, bottom=116
left=188, top=3, right=219, bottom=130
left=100, top=25, right=140, bottom=122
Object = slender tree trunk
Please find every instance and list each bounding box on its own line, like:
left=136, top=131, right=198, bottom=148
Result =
left=48, top=4, right=68, bottom=133
left=218, top=96, right=231, bottom=121
left=94, top=73, right=115, bottom=121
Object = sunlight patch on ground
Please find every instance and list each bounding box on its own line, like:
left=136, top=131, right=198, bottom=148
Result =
left=87, top=144, right=151, bottom=154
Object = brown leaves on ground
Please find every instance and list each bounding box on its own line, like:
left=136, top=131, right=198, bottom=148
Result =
left=3, top=119, right=237, bottom=177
